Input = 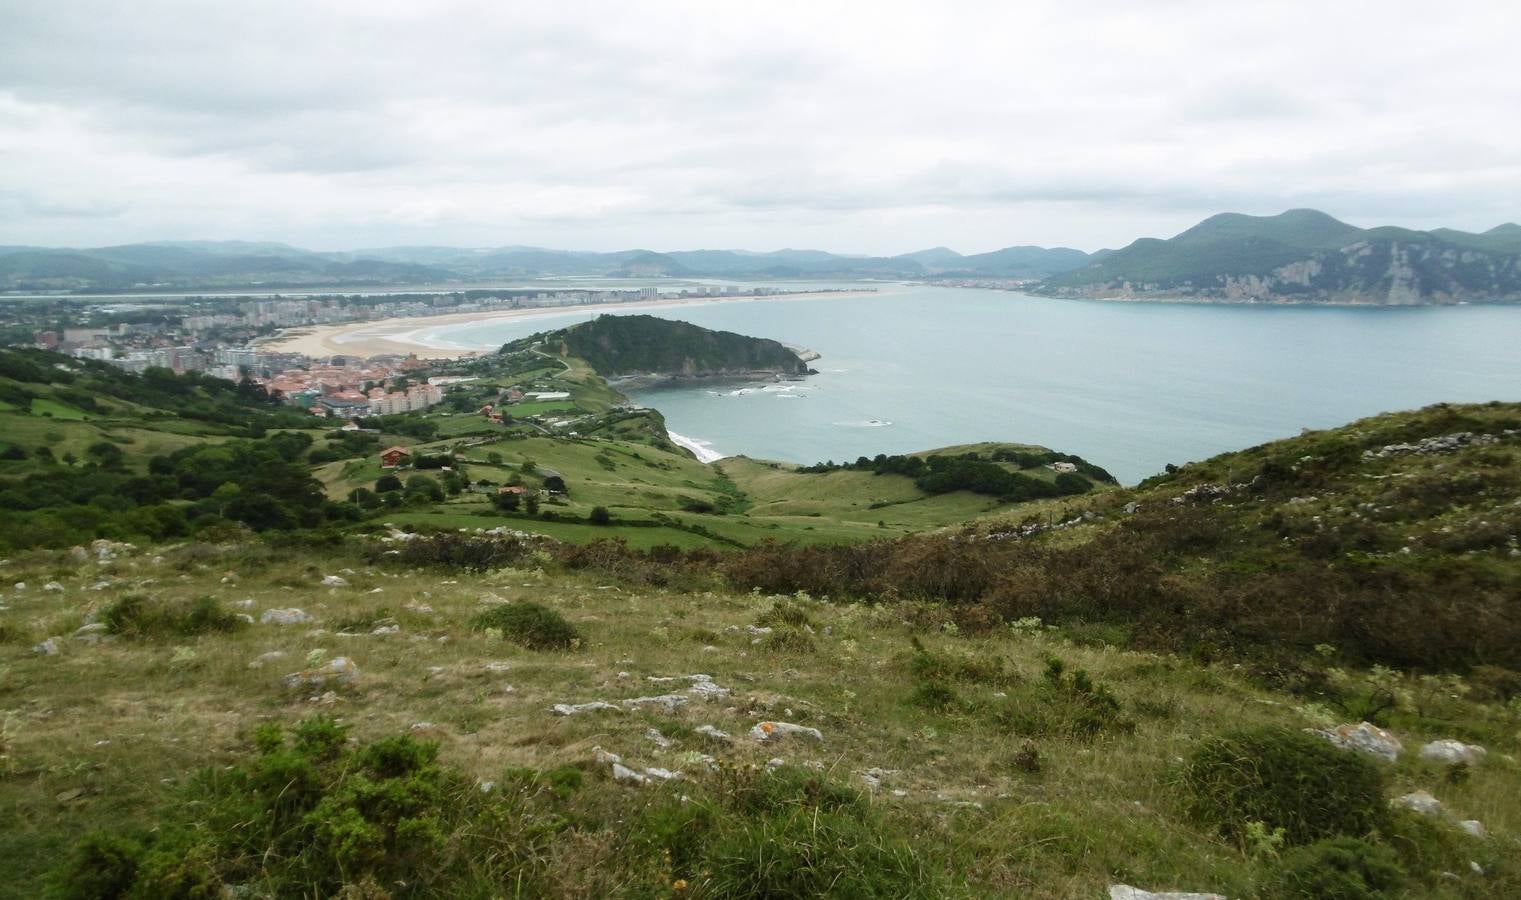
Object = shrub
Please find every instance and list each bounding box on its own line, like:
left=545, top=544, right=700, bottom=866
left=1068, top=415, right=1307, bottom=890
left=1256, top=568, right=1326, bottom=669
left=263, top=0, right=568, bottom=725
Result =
left=633, top=766, right=945, bottom=898
left=587, top=505, right=612, bottom=525
left=48, top=717, right=560, bottom=897
left=994, top=657, right=1133, bottom=739
left=470, top=601, right=581, bottom=650
left=755, top=597, right=815, bottom=629
left=762, top=627, right=815, bottom=655
left=1269, top=837, right=1404, bottom=899
left=101, top=594, right=243, bottom=638
left=1182, top=726, right=1389, bottom=846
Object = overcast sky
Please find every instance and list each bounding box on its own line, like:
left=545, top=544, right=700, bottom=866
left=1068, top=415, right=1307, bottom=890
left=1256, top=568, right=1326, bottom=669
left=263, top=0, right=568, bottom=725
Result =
left=1, top=1, right=1517, bottom=254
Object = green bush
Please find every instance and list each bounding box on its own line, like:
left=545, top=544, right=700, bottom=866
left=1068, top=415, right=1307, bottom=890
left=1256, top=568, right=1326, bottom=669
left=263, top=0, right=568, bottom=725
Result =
left=1269, top=837, right=1404, bottom=899
left=100, top=594, right=242, bottom=638
left=48, top=716, right=560, bottom=898
left=762, top=627, right=815, bottom=654
left=470, top=601, right=581, bottom=650
left=1182, top=726, right=1389, bottom=846
left=633, top=766, right=945, bottom=898
left=993, top=657, right=1133, bottom=739
left=755, top=597, right=815, bottom=629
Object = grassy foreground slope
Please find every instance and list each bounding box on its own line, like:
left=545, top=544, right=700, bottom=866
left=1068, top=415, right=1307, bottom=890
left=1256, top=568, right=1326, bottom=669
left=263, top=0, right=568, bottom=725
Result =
left=2, top=401, right=1519, bottom=898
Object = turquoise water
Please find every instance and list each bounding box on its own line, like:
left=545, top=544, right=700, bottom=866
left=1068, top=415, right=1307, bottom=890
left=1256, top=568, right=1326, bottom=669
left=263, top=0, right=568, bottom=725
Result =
left=419, top=285, right=1521, bottom=483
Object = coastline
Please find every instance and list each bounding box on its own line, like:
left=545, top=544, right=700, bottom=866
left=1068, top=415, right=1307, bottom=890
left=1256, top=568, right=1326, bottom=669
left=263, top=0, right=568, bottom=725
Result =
left=258, top=289, right=875, bottom=359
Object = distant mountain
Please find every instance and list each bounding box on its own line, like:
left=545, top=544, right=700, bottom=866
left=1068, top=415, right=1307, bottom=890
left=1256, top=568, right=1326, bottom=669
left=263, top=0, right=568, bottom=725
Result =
left=0, top=238, right=1103, bottom=290
left=1040, top=209, right=1521, bottom=305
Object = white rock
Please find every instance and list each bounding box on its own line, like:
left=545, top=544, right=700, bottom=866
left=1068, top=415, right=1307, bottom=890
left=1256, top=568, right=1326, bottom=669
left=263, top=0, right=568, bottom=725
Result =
left=622, top=694, right=689, bottom=712
left=687, top=680, right=730, bottom=700
left=1109, top=886, right=1225, bottom=900
left=260, top=608, right=312, bottom=625
left=282, top=656, right=360, bottom=689
left=43, top=581, right=65, bottom=593
left=695, top=725, right=732, bottom=742
left=235, top=613, right=255, bottom=625
left=72, top=623, right=108, bottom=639
left=644, top=767, right=680, bottom=782
left=1393, top=790, right=1444, bottom=817
left=765, top=757, right=786, bottom=772
left=320, top=575, right=349, bottom=587
left=370, top=624, right=400, bottom=635
left=484, top=661, right=512, bottom=672
left=612, top=763, right=646, bottom=785
left=12, top=582, right=24, bottom=592
left=248, top=651, right=287, bottom=669
left=32, top=637, right=61, bottom=655
left=860, top=767, right=897, bottom=788
left=551, top=701, right=621, bottom=716
left=750, top=721, right=823, bottom=743
left=645, top=727, right=673, bottom=749
left=593, top=746, right=623, bottom=765
left=1420, top=740, right=1486, bottom=767
left=1311, top=722, right=1403, bottom=762
left=1459, top=819, right=1486, bottom=838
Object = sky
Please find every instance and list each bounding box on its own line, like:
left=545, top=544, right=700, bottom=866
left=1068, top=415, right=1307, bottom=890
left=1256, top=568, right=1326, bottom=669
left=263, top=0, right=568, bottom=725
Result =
left=1, top=0, right=1518, bottom=255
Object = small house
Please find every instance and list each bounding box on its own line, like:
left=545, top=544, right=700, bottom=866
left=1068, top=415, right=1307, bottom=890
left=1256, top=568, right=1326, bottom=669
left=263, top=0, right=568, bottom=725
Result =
left=380, top=446, right=412, bottom=469
left=497, top=485, right=529, bottom=496
left=1049, top=461, right=1078, bottom=474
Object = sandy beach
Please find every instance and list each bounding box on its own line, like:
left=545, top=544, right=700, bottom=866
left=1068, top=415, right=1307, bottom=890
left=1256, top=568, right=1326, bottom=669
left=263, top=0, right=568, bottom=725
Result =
left=258, top=290, right=877, bottom=359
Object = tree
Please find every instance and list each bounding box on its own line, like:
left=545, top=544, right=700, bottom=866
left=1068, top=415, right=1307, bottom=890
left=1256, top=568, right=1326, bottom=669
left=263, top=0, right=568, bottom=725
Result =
left=376, top=474, right=403, bottom=493
left=493, top=491, right=520, bottom=512
left=404, top=474, right=444, bottom=502
left=543, top=474, right=567, bottom=494
left=524, top=495, right=540, bottom=515
left=588, top=506, right=612, bottom=525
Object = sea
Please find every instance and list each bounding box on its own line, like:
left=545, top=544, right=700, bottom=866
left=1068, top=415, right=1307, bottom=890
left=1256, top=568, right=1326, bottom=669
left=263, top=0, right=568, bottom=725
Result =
left=412, top=283, right=1521, bottom=484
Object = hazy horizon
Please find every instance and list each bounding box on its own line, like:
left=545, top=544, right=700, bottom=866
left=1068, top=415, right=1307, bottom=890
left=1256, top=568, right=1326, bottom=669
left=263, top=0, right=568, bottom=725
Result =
left=3, top=1, right=1517, bottom=253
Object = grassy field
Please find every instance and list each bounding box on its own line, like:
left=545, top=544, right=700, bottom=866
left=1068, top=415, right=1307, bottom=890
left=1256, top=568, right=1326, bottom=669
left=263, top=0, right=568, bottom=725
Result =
left=1, top=540, right=1514, bottom=897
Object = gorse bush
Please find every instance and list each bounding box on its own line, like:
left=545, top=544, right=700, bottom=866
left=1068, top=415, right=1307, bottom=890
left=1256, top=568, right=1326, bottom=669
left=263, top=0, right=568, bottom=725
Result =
left=631, top=766, right=947, bottom=899
left=993, top=657, right=1133, bottom=739
left=100, top=594, right=243, bottom=638
left=47, top=716, right=562, bottom=898
left=1182, top=726, right=1389, bottom=846
left=470, top=601, right=581, bottom=650
left=1268, top=837, right=1404, bottom=900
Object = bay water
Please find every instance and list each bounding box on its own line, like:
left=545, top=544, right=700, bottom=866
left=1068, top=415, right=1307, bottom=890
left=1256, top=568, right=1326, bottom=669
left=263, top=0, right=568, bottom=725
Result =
left=418, top=285, right=1521, bottom=484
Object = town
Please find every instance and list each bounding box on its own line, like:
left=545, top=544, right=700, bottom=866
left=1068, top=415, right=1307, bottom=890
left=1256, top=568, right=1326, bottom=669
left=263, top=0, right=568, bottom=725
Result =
left=5, top=283, right=822, bottom=418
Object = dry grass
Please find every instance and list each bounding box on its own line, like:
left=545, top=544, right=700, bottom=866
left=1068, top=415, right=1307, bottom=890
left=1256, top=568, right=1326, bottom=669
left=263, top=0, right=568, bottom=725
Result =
left=2, top=540, right=1518, bottom=898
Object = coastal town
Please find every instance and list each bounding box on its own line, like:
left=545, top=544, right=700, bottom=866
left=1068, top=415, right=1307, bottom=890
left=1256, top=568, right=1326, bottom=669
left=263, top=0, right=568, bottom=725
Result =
left=5, top=283, right=846, bottom=419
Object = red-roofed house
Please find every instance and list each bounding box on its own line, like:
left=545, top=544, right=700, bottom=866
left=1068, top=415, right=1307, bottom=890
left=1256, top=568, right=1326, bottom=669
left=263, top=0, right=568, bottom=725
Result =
left=380, top=446, right=412, bottom=469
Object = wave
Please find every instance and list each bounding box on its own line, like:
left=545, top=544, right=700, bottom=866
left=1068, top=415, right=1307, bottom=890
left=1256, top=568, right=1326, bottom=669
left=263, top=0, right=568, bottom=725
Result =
left=667, top=431, right=726, bottom=463
left=832, top=419, right=893, bottom=428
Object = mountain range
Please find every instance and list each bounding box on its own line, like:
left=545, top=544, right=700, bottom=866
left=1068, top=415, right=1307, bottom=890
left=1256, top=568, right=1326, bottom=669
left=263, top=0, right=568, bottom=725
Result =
left=3, top=209, right=1520, bottom=304
left=1038, top=209, right=1521, bottom=304
left=0, top=240, right=1094, bottom=292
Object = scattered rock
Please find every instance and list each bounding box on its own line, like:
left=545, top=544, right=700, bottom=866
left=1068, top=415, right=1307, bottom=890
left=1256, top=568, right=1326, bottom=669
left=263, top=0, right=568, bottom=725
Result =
left=1420, top=740, right=1486, bottom=767
left=1363, top=431, right=1500, bottom=459
left=1310, top=722, right=1402, bottom=762
left=72, top=623, right=109, bottom=642
left=612, top=763, right=647, bottom=785
left=43, top=581, right=65, bottom=593
left=622, top=694, right=689, bottom=712
left=320, top=575, right=350, bottom=587
left=282, top=656, right=360, bottom=689
left=551, top=701, right=621, bottom=716
left=370, top=624, right=400, bottom=636
left=260, top=608, right=312, bottom=626
left=1459, top=820, right=1486, bottom=838
left=12, top=582, right=24, bottom=592
left=694, top=725, right=732, bottom=743
left=1393, top=790, right=1444, bottom=817
left=750, top=721, right=823, bottom=743
left=645, top=727, right=672, bottom=749
left=484, top=661, right=512, bottom=673
left=1109, top=886, right=1225, bottom=900
left=860, top=767, right=897, bottom=788
left=644, top=767, right=680, bottom=782
left=765, top=757, right=786, bottom=772
left=593, top=746, right=623, bottom=766
left=32, top=637, right=61, bottom=656
left=687, top=679, right=730, bottom=700
left=248, top=651, right=287, bottom=669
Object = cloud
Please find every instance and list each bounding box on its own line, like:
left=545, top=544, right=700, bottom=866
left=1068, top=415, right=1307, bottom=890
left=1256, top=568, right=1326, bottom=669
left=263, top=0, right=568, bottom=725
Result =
left=0, top=0, right=1517, bottom=252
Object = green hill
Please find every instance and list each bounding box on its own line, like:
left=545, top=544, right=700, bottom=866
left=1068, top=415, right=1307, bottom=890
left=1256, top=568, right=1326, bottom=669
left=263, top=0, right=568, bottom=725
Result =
left=3, top=399, right=1519, bottom=898
left=1042, top=209, right=1521, bottom=304
left=532, top=314, right=814, bottom=381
